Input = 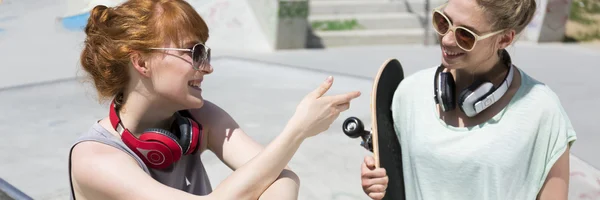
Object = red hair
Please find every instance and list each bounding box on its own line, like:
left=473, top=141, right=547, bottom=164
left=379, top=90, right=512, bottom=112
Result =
left=80, top=0, right=209, bottom=103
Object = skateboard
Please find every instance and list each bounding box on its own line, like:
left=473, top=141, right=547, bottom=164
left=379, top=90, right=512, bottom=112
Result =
left=342, top=58, right=405, bottom=200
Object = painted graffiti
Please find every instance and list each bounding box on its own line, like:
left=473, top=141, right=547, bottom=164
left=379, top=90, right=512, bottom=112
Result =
left=187, top=0, right=274, bottom=51
left=570, top=169, right=600, bottom=199
left=200, top=0, right=244, bottom=29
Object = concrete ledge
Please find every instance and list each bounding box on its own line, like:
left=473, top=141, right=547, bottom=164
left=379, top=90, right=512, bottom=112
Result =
left=309, top=13, right=423, bottom=30
left=309, top=28, right=436, bottom=47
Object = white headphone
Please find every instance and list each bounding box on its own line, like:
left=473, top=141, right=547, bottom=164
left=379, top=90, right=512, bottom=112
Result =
left=433, top=49, right=515, bottom=117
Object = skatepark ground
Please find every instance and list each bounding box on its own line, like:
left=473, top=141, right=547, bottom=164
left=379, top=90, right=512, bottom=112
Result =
left=1, top=1, right=600, bottom=200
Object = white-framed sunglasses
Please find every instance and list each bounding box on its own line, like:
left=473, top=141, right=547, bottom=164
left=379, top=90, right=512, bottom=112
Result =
left=432, top=3, right=505, bottom=51
left=149, top=43, right=211, bottom=70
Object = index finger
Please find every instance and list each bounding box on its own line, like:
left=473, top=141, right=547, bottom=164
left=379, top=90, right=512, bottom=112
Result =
left=330, top=91, right=361, bottom=105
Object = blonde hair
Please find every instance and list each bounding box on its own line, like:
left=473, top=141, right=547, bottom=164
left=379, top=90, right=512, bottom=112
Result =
left=477, top=0, right=537, bottom=34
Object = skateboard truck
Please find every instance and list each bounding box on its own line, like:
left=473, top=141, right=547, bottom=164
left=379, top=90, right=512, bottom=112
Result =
left=342, top=116, right=373, bottom=152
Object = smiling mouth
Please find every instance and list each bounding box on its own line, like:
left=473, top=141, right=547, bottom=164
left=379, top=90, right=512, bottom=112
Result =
left=442, top=47, right=465, bottom=58
left=188, top=79, right=202, bottom=90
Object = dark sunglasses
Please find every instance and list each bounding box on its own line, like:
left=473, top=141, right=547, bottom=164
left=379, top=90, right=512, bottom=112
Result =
left=149, top=43, right=211, bottom=70
left=432, top=4, right=505, bottom=51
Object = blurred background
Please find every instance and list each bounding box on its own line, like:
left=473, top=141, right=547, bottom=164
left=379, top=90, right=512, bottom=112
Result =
left=0, top=0, right=598, bottom=199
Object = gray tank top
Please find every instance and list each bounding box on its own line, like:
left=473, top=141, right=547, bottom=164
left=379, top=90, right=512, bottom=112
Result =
left=67, top=122, right=213, bottom=199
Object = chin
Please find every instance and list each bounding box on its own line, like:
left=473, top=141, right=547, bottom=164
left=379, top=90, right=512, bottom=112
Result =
left=192, top=99, right=205, bottom=109
left=441, top=54, right=471, bottom=70
left=440, top=45, right=470, bottom=69
left=184, top=97, right=205, bottom=109
left=168, top=96, right=204, bottom=112
left=441, top=56, right=458, bottom=69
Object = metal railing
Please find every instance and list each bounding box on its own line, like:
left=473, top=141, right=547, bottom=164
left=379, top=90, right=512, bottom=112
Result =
left=0, top=178, right=33, bottom=200
left=390, top=0, right=434, bottom=45
left=424, top=0, right=431, bottom=45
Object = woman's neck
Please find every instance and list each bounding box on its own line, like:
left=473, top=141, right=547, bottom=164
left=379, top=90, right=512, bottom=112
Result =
left=452, top=51, right=508, bottom=89
left=116, top=92, right=178, bottom=135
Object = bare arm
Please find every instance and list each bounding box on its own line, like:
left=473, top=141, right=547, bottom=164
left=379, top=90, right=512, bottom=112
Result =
left=257, top=169, right=300, bottom=200
left=206, top=116, right=305, bottom=200
left=70, top=122, right=300, bottom=200
left=537, top=147, right=570, bottom=200
left=193, top=77, right=360, bottom=200
left=191, top=101, right=300, bottom=200
left=70, top=141, right=214, bottom=200
left=71, top=77, right=356, bottom=200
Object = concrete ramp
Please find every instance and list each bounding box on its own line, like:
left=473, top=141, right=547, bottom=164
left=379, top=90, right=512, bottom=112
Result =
left=58, top=0, right=308, bottom=52
left=1, top=0, right=599, bottom=199
left=188, top=0, right=275, bottom=52
left=0, top=53, right=599, bottom=200
left=60, top=0, right=124, bottom=30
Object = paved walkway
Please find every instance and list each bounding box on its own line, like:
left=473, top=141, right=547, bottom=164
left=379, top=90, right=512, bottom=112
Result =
left=1, top=0, right=599, bottom=199
left=1, top=45, right=599, bottom=199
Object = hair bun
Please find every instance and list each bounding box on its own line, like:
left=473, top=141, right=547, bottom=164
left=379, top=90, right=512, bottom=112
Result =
left=85, top=5, right=109, bottom=35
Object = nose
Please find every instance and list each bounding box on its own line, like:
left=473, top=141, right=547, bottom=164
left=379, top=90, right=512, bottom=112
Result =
left=201, top=64, right=213, bottom=74
left=441, top=30, right=457, bottom=47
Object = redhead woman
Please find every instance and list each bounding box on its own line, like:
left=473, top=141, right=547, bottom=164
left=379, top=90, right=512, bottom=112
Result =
left=68, top=0, right=361, bottom=199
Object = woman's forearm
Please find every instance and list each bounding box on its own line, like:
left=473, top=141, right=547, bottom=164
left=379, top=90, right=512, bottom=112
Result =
left=210, top=125, right=305, bottom=200
left=258, top=169, right=300, bottom=200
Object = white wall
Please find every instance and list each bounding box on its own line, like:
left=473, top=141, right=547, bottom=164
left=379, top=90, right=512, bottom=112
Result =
left=248, top=0, right=279, bottom=49
left=63, top=0, right=280, bottom=52
left=188, top=0, right=275, bottom=52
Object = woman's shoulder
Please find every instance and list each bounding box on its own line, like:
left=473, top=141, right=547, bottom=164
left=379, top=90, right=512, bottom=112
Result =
left=71, top=119, right=123, bottom=149
left=512, top=68, right=576, bottom=138
left=514, top=68, right=570, bottom=115
left=69, top=118, right=152, bottom=175
left=70, top=118, right=149, bottom=169
left=514, top=68, right=577, bottom=157
left=69, top=119, right=152, bottom=198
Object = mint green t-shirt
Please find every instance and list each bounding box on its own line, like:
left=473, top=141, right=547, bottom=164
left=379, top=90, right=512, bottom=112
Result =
left=391, top=66, right=577, bottom=200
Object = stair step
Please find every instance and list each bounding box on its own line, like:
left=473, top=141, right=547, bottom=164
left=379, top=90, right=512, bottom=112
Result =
left=308, top=29, right=438, bottom=47
left=309, top=13, right=424, bottom=30
left=310, top=1, right=408, bottom=15
left=310, top=0, right=387, bottom=1
left=309, top=0, right=447, bottom=15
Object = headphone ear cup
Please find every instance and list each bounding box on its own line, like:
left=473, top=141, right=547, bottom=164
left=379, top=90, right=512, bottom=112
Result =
left=173, top=114, right=194, bottom=155
left=458, top=80, right=494, bottom=115
left=440, top=72, right=456, bottom=111
left=187, top=118, right=202, bottom=155
left=458, top=80, right=491, bottom=113
left=142, top=128, right=183, bottom=163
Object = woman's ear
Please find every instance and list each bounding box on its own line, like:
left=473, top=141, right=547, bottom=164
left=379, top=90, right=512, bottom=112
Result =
left=130, top=52, right=151, bottom=78
left=497, top=30, right=516, bottom=50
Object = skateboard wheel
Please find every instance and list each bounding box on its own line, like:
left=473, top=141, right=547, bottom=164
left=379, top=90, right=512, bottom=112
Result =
left=342, top=117, right=365, bottom=138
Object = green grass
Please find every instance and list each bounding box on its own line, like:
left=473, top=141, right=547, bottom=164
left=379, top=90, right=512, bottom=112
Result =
left=569, top=0, right=600, bottom=25
left=574, top=29, right=600, bottom=41
left=566, top=0, right=600, bottom=42
left=311, top=19, right=363, bottom=31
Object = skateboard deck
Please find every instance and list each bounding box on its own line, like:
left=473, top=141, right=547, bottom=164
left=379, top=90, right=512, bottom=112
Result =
left=342, top=58, right=405, bottom=200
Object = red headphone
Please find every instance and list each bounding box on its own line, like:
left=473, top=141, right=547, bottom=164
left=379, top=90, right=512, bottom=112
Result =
left=108, top=100, right=202, bottom=169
